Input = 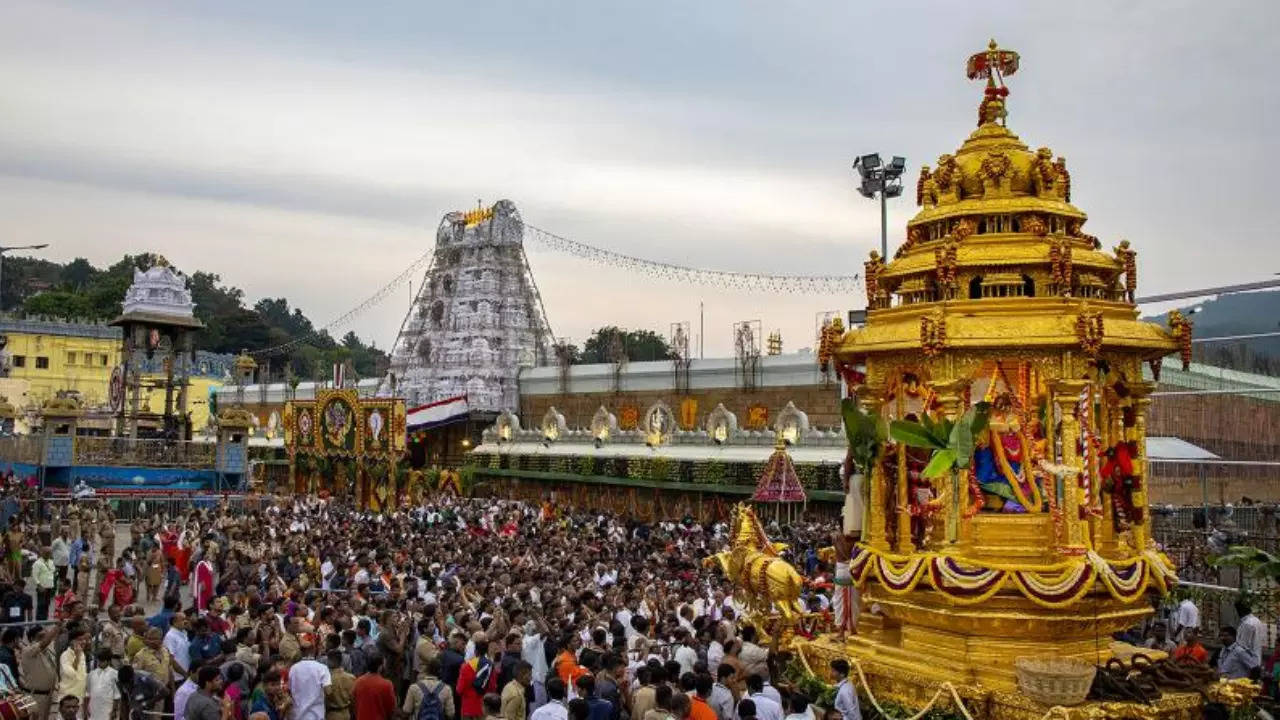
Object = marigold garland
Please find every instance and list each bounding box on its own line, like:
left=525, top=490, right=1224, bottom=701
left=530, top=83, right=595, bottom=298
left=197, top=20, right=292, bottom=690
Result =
left=850, top=544, right=1175, bottom=610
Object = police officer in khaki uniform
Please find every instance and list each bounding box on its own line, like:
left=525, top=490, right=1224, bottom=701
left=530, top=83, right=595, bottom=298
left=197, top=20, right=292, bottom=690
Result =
left=19, top=623, right=60, bottom=720
left=324, top=650, right=355, bottom=720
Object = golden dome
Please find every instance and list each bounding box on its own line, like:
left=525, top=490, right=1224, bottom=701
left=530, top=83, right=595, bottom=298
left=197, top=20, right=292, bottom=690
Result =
left=846, top=39, right=1177, bottom=360
left=859, top=39, right=1128, bottom=312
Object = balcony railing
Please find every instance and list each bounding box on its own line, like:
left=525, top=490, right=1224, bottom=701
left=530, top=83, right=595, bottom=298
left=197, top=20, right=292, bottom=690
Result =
left=73, top=437, right=216, bottom=469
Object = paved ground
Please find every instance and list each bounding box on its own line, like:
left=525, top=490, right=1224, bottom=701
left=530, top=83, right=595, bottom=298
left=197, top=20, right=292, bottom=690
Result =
left=22, top=523, right=188, bottom=619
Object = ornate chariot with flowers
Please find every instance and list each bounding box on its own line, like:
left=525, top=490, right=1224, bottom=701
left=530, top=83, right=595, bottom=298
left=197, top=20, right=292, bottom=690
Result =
left=772, top=40, right=1224, bottom=720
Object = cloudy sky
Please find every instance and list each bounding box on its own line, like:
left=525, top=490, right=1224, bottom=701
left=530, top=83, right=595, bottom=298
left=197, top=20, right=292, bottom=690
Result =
left=0, top=1, right=1276, bottom=355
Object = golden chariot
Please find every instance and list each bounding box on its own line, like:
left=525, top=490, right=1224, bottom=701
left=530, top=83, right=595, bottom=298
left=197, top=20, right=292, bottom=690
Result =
left=710, top=41, right=1258, bottom=720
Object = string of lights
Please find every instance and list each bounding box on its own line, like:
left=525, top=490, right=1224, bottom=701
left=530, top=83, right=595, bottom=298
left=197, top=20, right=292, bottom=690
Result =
left=522, top=224, right=862, bottom=295
left=247, top=247, right=435, bottom=358
left=249, top=222, right=862, bottom=358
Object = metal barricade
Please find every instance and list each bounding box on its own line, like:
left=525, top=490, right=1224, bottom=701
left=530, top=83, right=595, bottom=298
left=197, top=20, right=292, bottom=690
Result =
left=73, top=437, right=216, bottom=469
left=105, top=493, right=250, bottom=521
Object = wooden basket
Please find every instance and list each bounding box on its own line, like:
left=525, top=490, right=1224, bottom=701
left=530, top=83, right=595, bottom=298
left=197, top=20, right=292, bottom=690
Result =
left=1014, top=657, right=1097, bottom=707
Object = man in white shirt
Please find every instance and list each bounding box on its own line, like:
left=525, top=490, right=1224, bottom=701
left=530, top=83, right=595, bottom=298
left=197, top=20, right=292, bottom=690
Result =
left=50, top=531, right=70, bottom=583
left=706, top=629, right=725, bottom=675
left=830, top=660, right=862, bottom=720
left=759, top=680, right=781, bottom=706
left=353, top=565, right=370, bottom=587
left=173, top=675, right=198, bottom=720
left=1235, top=599, right=1266, bottom=665
left=522, top=619, right=550, bottom=709
left=85, top=648, right=119, bottom=720
left=744, top=676, right=782, bottom=720
left=320, top=559, right=335, bottom=591
left=164, top=613, right=191, bottom=676
left=673, top=631, right=698, bottom=677
left=1173, top=597, right=1199, bottom=642
left=529, top=678, right=568, bottom=720
left=287, top=643, right=332, bottom=720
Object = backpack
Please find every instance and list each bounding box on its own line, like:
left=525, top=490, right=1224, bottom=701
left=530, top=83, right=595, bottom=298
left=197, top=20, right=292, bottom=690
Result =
left=415, top=681, right=445, bottom=720
left=471, top=658, right=494, bottom=694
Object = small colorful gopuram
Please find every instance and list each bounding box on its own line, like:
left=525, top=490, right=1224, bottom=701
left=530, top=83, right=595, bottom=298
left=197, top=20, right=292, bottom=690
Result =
left=795, top=41, right=1212, bottom=718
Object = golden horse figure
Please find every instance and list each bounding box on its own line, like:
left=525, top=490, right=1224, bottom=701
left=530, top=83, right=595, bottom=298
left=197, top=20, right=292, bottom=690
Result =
left=704, top=504, right=805, bottom=621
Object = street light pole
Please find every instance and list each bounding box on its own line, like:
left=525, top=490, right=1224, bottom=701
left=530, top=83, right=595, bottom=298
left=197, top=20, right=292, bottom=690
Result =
left=853, top=154, right=905, bottom=260
left=880, top=184, right=888, bottom=259
left=0, top=244, right=50, bottom=312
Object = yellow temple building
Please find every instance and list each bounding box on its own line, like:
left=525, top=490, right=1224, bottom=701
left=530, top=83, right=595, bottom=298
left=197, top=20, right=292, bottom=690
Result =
left=783, top=40, right=1229, bottom=719
left=0, top=317, right=225, bottom=432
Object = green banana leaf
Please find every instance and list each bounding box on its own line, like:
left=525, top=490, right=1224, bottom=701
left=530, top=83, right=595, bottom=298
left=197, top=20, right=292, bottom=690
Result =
left=950, top=413, right=974, bottom=469
left=922, top=448, right=957, bottom=478
left=841, top=399, right=887, bottom=475
left=889, top=419, right=947, bottom=450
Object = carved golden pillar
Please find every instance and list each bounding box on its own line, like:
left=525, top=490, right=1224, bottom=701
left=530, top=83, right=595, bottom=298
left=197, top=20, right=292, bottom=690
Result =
left=896, top=443, right=911, bottom=552
left=860, top=390, right=890, bottom=551
left=1051, top=379, right=1090, bottom=553
left=894, top=384, right=912, bottom=553
left=931, top=379, right=969, bottom=548
left=1130, top=381, right=1155, bottom=551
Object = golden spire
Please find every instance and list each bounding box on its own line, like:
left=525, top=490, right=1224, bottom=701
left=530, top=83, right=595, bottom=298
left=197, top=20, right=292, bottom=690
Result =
left=967, top=38, right=1020, bottom=127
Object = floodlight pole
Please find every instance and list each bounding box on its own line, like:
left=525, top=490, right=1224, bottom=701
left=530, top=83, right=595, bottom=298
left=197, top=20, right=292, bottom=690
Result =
left=879, top=186, right=888, bottom=259
left=854, top=155, right=902, bottom=260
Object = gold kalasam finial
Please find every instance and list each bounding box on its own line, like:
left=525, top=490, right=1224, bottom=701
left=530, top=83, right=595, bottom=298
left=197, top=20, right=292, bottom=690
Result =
left=967, top=39, right=1020, bottom=127
left=463, top=202, right=494, bottom=227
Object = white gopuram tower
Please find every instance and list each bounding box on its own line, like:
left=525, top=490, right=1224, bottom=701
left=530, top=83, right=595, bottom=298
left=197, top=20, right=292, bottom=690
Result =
left=382, top=200, right=553, bottom=412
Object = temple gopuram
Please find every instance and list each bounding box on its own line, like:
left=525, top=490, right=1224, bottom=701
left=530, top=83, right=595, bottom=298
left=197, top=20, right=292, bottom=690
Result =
left=725, top=41, right=1263, bottom=719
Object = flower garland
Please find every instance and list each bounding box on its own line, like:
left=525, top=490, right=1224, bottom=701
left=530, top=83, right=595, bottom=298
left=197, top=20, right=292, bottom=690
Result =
left=849, top=543, right=1176, bottom=610
left=1168, top=310, right=1194, bottom=370
left=989, top=428, right=1043, bottom=512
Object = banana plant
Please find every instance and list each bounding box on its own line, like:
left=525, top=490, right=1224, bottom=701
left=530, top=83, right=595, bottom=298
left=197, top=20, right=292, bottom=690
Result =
left=840, top=398, right=887, bottom=534
left=1211, top=546, right=1280, bottom=585
left=889, top=403, right=990, bottom=543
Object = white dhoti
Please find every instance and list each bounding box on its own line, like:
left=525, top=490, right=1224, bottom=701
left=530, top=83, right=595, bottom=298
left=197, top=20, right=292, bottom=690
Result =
left=843, top=474, right=864, bottom=535
left=832, top=560, right=859, bottom=633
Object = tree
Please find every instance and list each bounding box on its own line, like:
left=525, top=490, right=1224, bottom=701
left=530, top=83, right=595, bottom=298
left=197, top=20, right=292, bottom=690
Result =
left=0, top=256, right=63, bottom=312
left=580, top=326, right=672, bottom=363
left=60, top=258, right=96, bottom=291
left=22, top=291, right=94, bottom=321
left=553, top=342, right=582, bottom=365
left=255, top=298, right=315, bottom=338
left=1, top=252, right=387, bottom=374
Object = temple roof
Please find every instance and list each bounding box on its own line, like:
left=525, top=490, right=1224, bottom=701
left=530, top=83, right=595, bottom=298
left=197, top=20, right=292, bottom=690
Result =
left=112, top=262, right=202, bottom=328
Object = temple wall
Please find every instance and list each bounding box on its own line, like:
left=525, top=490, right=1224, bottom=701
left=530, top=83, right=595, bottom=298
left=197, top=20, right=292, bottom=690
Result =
left=518, top=353, right=843, bottom=431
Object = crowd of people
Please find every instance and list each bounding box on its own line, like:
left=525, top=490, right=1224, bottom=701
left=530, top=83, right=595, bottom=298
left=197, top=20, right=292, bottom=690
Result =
left=1132, top=595, right=1271, bottom=683
left=0, top=493, right=859, bottom=720
left=0, top=488, right=1274, bottom=720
